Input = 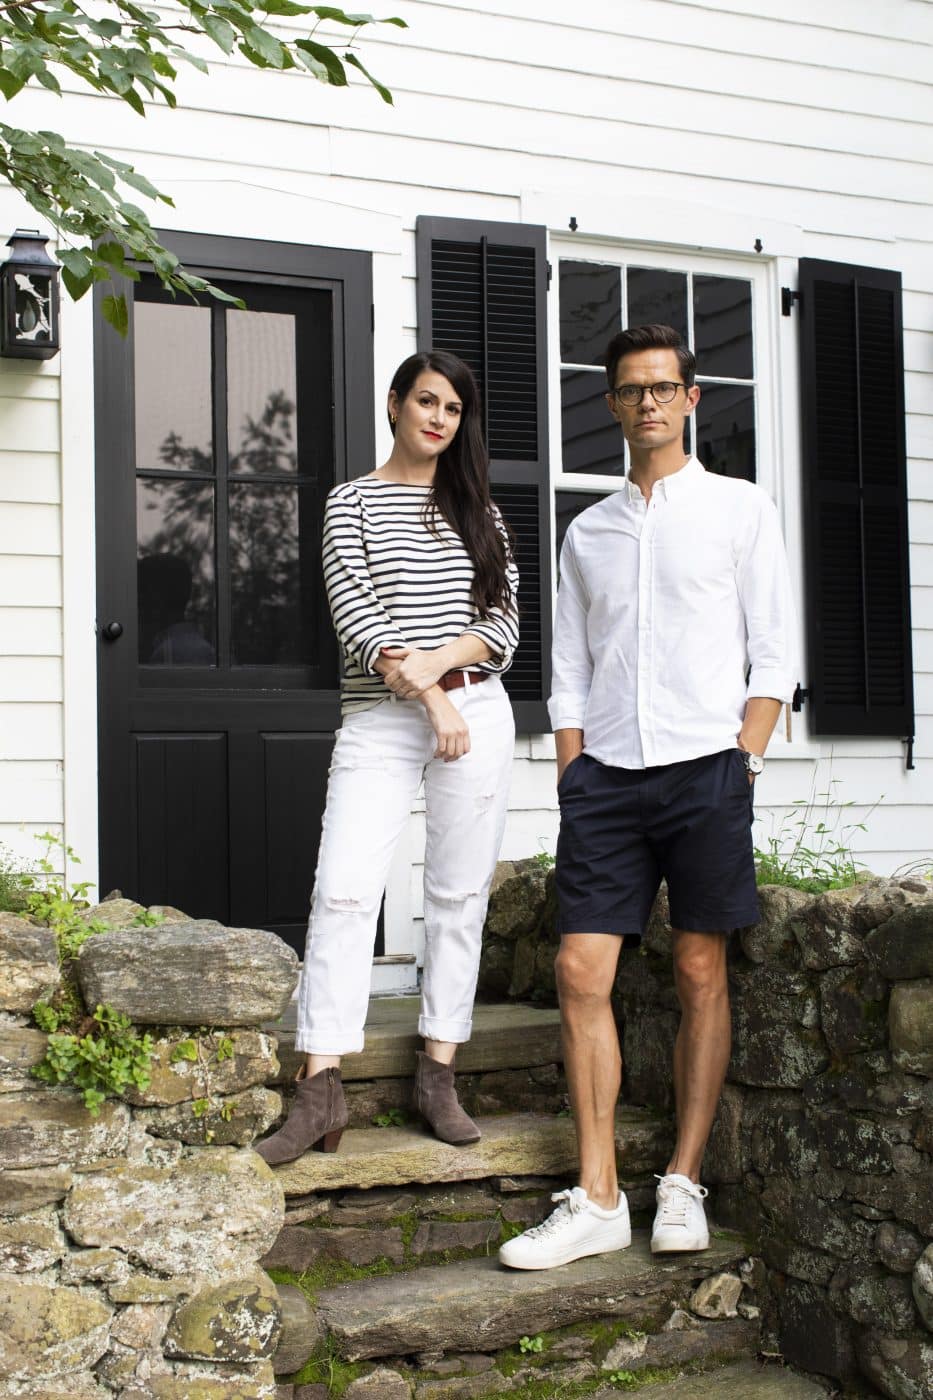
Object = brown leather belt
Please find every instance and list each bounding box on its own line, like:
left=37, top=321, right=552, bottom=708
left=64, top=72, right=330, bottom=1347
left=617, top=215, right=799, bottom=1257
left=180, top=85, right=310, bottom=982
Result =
left=437, top=670, right=491, bottom=693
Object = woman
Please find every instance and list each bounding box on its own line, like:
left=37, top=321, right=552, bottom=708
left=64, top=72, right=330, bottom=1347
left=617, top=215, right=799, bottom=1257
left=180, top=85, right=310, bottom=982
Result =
left=256, top=350, right=518, bottom=1165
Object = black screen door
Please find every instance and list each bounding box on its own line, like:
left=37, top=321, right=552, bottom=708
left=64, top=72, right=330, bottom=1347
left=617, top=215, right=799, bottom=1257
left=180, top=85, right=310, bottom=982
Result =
left=95, top=234, right=374, bottom=952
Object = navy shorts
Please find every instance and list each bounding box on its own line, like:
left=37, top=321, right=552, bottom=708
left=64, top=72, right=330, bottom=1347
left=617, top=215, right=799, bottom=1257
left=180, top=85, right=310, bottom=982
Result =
left=555, top=748, right=759, bottom=942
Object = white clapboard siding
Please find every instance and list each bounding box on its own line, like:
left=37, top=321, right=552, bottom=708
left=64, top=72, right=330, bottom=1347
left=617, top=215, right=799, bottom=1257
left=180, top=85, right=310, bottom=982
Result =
left=0, top=657, right=62, bottom=704
left=0, top=760, right=63, bottom=824
left=0, top=453, right=61, bottom=506
left=0, top=704, right=63, bottom=761
left=1, top=0, right=932, bottom=884
left=0, top=558, right=61, bottom=609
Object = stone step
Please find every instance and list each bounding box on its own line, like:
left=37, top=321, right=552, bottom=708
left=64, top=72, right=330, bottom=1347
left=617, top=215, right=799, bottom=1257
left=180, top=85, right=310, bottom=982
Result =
left=269, top=997, right=563, bottom=1083
left=272, top=1108, right=673, bottom=1196
left=315, top=1230, right=747, bottom=1361
left=593, top=1357, right=827, bottom=1398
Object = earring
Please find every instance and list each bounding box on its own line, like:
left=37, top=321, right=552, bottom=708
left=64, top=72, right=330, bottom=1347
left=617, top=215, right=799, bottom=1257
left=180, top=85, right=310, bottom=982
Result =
left=390, top=413, right=397, bottom=424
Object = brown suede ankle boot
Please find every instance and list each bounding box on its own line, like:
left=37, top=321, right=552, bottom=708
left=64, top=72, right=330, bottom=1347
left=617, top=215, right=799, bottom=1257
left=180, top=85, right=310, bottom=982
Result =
left=412, top=1050, right=481, bottom=1145
left=254, top=1066, right=348, bottom=1166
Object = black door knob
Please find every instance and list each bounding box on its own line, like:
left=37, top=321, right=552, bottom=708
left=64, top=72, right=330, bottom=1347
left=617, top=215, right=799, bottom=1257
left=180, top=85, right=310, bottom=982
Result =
left=102, top=621, right=124, bottom=642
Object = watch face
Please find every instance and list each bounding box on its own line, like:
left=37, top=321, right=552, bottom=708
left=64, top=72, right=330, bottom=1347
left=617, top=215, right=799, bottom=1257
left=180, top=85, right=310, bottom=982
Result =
left=746, top=753, right=765, bottom=775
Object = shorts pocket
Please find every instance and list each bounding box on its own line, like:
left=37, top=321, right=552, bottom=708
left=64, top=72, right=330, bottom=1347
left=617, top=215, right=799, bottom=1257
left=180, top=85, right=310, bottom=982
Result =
left=557, top=752, right=585, bottom=799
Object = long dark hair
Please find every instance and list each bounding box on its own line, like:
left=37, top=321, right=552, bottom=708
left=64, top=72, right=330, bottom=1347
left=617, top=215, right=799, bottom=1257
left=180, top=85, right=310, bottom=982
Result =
left=388, top=350, right=513, bottom=617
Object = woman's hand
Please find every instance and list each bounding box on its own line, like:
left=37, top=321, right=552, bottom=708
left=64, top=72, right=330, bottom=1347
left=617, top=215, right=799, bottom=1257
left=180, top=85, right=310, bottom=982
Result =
left=380, top=646, right=448, bottom=700
left=422, top=688, right=471, bottom=762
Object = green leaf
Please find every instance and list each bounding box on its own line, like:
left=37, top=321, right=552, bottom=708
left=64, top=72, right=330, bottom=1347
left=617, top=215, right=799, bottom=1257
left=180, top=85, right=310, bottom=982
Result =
left=344, top=50, right=392, bottom=102
left=295, top=37, right=346, bottom=84
left=170, top=1038, right=199, bottom=1063
left=57, top=246, right=93, bottom=280
left=60, top=263, right=93, bottom=301
left=202, top=13, right=236, bottom=53
left=0, top=70, right=27, bottom=100
left=101, top=293, right=129, bottom=336
left=240, top=22, right=286, bottom=67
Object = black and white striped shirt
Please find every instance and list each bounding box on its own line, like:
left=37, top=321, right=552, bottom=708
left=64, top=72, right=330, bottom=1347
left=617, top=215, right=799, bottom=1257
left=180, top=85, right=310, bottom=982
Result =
left=322, top=477, right=520, bottom=713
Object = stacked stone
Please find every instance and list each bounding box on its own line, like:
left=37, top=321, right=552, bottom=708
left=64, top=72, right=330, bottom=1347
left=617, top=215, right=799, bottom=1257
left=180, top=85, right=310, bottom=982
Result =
left=0, top=902, right=299, bottom=1399
left=478, top=864, right=933, bottom=1397
left=476, top=860, right=558, bottom=1002
left=619, top=877, right=933, bottom=1399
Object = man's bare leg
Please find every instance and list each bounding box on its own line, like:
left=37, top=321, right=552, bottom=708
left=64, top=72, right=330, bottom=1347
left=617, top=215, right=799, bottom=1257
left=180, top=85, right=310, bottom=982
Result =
left=665, top=929, right=730, bottom=1182
left=555, top=933, right=625, bottom=1209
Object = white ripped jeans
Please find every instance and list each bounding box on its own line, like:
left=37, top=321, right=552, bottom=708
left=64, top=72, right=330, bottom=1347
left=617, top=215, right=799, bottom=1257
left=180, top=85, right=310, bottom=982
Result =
left=295, top=675, right=515, bottom=1055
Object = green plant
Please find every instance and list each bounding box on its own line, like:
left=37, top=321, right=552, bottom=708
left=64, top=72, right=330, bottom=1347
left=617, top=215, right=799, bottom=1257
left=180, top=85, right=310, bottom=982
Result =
left=372, top=1107, right=406, bottom=1128
left=19, top=832, right=106, bottom=962
left=607, top=1372, right=638, bottom=1389
left=0, top=4, right=407, bottom=332
left=519, top=1335, right=544, bottom=1354
left=33, top=1003, right=153, bottom=1113
left=0, top=843, right=32, bottom=912
left=754, top=777, right=879, bottom=893
left=131, top=908, right=165, bottom=928
left=531, top=847, right=555, bottom=870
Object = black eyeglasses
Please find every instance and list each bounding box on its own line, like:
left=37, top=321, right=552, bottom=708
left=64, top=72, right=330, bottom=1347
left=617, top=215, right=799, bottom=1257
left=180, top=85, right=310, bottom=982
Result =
left=611, top=381, right=686, bottom=407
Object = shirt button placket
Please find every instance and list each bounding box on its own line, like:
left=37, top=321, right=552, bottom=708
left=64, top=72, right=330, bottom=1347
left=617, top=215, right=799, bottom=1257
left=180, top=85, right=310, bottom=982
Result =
left=637, top=505, right=655, bottom=767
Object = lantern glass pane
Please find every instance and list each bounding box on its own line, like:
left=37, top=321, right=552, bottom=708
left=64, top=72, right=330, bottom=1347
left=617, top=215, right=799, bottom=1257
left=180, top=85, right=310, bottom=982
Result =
left=13, top=273, right=54, bottom=343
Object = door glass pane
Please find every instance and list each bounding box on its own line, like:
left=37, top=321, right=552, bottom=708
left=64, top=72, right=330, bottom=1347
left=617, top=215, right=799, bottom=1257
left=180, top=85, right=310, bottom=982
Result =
left=627, top=268, right=688, bottom=342
left=134, top=303, right=212, bottom=473
left=693, top=276, right=753, bottom=379
left=560, top=261, right=622, bottom=365
left=696, top=383, right=756, bottom=481
left=561, top=370, right=624, bottom=476
left=229, top=482, right=316, bottom=665
left=556, top=490, right=611, bottom=565
left=227, top=310, right=298, bottom=475
left=137, top=479, right=216, bottom=664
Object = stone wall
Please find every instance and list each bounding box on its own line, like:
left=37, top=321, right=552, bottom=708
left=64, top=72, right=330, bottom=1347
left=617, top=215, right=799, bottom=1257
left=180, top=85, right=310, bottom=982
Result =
left=0, top=899, right=299, bottom=1399
left=479, top=865, right=933, bottom=1398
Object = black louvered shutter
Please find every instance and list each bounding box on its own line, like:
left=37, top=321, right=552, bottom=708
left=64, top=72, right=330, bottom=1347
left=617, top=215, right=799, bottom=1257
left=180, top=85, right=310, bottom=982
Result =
left=798, top=258, right=914, bottom=739
left=416, top=217, right=552, bottom=732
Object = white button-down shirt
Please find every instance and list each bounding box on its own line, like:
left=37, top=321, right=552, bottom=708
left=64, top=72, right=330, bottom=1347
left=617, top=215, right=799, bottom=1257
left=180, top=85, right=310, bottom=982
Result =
left=548, top=457, right=798, bottom=769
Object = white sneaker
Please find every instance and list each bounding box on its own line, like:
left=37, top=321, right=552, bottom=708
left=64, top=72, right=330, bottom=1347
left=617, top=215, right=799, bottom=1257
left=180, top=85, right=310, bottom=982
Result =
left=650, top=1173, right=710, bottom=1253
left=498, top=1187, right=631, bottom=1271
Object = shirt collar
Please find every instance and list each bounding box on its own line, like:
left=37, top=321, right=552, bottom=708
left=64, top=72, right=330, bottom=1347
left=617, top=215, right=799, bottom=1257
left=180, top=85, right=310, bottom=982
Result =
left=625, top=455, right=704, bottom=503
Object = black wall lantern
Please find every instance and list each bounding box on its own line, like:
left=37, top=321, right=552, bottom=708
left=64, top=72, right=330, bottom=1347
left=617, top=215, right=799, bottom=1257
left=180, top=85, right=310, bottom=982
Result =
left=1, top=229, right=61, bottom=360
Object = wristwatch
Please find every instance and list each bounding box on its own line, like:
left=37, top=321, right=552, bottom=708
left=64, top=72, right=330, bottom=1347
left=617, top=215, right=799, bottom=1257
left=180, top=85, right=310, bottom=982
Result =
left=740, top=750, right=765, bottom=776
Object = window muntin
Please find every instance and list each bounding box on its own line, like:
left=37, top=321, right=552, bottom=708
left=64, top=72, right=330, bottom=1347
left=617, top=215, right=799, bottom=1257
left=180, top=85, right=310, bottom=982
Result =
left=558, top=258, right=757, bottom=484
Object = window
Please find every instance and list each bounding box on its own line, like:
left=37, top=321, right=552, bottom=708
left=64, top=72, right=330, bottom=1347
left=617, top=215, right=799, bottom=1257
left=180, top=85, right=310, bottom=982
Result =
left=557, top=253, right=763, bottom=486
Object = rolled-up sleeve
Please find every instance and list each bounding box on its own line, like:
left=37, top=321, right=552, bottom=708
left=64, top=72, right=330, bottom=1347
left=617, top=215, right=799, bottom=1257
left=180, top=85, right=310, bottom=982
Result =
left=736, top=492, right=798, bottom=704
left=322, top=488, right=408, bottom=675
left=547, top=528, right=594, bottom=732
left=470, top=508, right=520, bottom=674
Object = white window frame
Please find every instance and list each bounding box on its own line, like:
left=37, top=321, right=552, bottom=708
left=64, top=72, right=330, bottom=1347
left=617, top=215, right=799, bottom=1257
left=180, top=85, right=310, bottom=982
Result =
left=544, top=235, right=818, bottom=759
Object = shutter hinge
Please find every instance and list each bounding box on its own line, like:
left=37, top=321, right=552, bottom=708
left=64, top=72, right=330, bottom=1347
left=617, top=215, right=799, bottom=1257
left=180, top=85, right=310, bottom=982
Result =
left=904, top=735, right=915, bottom=772
left=791, top=683, right=809, bottom=712
left=371, top=304, right=375, bottom=332
left=546, top=261, right=552, bottom=290
left=781, top=287, right=800, bottom=317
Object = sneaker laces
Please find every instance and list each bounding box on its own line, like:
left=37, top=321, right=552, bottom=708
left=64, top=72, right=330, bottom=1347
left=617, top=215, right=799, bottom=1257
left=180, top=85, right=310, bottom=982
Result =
left=521, top=1187, right=589, bottom=1239
left=654, top=1174, right=708, bottom=1228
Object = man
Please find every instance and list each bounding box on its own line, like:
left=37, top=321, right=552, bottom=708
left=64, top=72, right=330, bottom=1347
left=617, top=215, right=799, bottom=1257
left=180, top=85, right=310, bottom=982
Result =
left=500, top=324, right=796, bottom=1270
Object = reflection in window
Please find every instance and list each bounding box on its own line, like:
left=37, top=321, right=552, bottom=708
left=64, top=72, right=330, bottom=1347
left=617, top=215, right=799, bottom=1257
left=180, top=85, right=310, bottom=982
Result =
left=696, top=383, right=756, bottom=481
left=229, top=483, right=315, bottom=665
left=561, top=370, right=623, bottom=476
left=627, top=267, right=688, bottom=344
left=559, top=261, right=622, bottom=365
left=556, top=490, right=611, bottom=565
left=227, top=310, right=298, bottom=475
left=134, top=303, right=212, bottom=474
left=136, top=479, right=216, bottom=664
left=693, top=276, right=753, bottom=379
